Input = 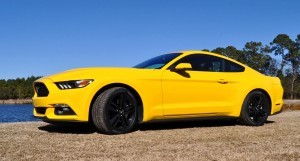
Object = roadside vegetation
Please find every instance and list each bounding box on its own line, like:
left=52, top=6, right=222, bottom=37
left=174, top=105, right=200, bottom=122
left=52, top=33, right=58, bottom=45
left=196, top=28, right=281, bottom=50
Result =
left=0, top=33, right=299, bottom=100
left=0, top=76, right=41, bottom=99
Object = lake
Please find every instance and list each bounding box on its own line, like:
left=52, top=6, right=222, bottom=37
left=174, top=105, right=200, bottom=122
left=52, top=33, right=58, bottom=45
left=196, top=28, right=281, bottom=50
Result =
left=0, top=104, right=41, bottom=123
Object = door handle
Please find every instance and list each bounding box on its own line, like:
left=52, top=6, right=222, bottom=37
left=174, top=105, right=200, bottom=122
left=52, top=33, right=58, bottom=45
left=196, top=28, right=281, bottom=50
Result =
left=217, top=79, right=228, bottom=84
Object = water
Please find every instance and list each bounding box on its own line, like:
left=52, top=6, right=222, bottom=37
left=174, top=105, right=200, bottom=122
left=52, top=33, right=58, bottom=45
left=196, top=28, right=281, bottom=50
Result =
left=0, top=104, right=41, bottom=123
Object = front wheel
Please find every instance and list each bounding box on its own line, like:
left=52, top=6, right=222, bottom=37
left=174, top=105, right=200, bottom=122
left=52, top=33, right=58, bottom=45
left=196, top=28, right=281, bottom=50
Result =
left=240, top=90, right=270, bottom=126
left=92, top=87, right=138, bottom=134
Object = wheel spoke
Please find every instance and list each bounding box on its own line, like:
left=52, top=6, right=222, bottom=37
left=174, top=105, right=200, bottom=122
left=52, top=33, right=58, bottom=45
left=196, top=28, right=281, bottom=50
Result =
left=257, top=96, right=264, bottom=106
left=257, top=108, right=267, bottom=117
left=111, top=102, right=119, bottom=108
left=119, top=94, right=126, bottom=108
left=252, top=96, right=259, bottom=106
left=110, top=114, right=118, bottom=123
left=125, top=109, right=134, bottom=115
left=120, top=115, right=128, bottom=127
left=110, top=115, right=120, bottom=128
left=124, top=105, right=134, bottom=115
left=109, top=102, right=118, bottom=113
left=248, top=108, right=255, bottom=116
left=253, top=112, right=259, bottom=122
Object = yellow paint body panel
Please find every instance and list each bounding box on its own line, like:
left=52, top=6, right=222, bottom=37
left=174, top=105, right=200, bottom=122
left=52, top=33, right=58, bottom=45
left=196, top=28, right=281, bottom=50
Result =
left=32, top=51, right=283, bottom=122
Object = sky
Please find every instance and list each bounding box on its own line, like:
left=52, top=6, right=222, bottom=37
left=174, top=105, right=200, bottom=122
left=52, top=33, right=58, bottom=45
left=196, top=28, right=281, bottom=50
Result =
left=0, top=0, right=299, bottom=79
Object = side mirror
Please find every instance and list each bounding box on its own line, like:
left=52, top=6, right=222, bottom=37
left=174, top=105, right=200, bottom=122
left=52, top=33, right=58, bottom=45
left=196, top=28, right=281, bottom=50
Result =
left=172, top=63, right=192, bottom=71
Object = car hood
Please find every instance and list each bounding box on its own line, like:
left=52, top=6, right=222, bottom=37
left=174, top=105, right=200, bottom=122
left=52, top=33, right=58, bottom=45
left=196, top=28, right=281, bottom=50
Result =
left=40, top=67, right=145, bottom=82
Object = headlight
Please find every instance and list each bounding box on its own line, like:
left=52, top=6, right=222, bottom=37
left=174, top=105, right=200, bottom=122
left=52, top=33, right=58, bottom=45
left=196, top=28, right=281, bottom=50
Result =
left=55, top=79, right=93, bottom=90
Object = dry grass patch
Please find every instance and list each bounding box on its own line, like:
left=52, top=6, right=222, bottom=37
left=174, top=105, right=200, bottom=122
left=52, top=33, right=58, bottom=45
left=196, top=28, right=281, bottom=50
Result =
left=283, top=100, right=300, bottom=110
left=0, top=111, right=300, bottom=161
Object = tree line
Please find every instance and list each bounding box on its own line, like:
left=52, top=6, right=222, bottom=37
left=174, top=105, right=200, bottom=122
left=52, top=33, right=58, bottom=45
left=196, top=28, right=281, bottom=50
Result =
left=205, top=34, right=300, bottom=99
left=0, top=33, right=299, bottom=100
left=0, top=76, right=41, bottom=99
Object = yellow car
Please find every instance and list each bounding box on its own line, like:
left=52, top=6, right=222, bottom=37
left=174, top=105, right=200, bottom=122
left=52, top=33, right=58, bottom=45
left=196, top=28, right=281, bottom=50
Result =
left=33, top=51, right=283, bottom=134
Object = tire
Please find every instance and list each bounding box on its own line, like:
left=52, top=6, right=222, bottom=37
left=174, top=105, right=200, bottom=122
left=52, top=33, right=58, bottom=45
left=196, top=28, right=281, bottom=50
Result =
left=92, top=87, right=138, bottom=134
left=240, top=90, right=270, bottom=126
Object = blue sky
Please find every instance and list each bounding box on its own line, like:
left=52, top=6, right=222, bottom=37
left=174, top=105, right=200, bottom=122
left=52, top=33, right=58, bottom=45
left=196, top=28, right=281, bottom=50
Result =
left=0, top=0, right=299, bottom=79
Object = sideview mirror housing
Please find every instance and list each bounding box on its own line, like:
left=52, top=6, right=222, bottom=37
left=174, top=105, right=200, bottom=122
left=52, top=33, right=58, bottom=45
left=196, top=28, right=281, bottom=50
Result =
left=172, top=63, right=192, bottom=71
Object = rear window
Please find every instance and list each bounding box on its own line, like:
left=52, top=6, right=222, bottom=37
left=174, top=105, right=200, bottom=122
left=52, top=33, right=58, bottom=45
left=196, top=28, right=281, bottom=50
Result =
left=224, top=60, right=245, bottom=72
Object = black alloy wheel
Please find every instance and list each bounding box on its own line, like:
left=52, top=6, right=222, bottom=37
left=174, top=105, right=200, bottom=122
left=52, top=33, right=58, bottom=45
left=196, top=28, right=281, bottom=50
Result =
left=108, top=91, right=136, bottom=131
left=92, top=87, right=138, bottom=134
left=240, top=90, right=270, bottom=126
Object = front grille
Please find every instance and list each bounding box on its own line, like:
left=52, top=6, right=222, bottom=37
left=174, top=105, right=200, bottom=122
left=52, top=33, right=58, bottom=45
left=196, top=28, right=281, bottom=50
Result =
left=34, top=83, right=49, bottom=97
left=35, top=107, right=46, bottom=114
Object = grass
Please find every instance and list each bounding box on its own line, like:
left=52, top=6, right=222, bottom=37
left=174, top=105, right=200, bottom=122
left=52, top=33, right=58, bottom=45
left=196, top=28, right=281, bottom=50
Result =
left=282, top=100, right=300, bottom=110
left=0, top=111, right=299, bottom=160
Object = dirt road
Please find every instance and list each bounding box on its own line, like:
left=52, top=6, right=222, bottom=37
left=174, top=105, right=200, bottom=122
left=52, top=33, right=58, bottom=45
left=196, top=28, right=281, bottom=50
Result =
left=1, top=111, right=299, bottom=161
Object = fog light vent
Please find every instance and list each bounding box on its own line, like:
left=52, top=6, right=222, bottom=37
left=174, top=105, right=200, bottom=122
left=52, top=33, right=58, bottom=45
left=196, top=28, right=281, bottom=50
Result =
left=52, top=104, right=76, bottom=115
left=35, top=107, right=46, bottom=114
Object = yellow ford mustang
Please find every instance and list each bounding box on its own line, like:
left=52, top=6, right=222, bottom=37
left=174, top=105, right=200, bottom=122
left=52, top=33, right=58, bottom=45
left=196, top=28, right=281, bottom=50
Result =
left=33, top=51, right=283, bottom=134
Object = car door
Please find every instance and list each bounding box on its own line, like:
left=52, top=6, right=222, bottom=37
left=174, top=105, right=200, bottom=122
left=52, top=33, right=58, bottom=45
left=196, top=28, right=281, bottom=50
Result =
left=161, top=54, right=235, bottom=116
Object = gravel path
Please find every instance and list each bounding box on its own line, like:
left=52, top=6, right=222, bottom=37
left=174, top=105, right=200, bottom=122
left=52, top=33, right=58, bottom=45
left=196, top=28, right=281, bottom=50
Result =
left=1, top=111, right=299, bottom=161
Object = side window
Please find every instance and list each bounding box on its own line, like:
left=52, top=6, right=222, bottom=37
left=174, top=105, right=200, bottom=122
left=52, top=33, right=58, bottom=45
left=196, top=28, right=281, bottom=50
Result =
left=224, top=59, right=245, bottom=72
left=172, top=54, right=223, bottom=72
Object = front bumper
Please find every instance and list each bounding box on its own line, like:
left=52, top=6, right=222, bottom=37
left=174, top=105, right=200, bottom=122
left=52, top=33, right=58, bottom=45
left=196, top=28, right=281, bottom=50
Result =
left=33, top=78, right=93, bottom=122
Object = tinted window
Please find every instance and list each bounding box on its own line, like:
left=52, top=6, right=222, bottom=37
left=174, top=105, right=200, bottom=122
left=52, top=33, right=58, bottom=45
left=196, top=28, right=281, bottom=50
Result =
left=171, top=54, right=223, bottom=72
left=224, top=60, right=245, bottom=72
left=170, top=54, right=245, bottom=72
left=134, top=53, right=181, bottom=69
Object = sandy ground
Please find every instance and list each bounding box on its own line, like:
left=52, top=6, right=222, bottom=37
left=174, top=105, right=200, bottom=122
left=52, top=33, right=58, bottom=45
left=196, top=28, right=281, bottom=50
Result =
left=0, top=111, right=300, bottom=161
left=0, top=99, right=32, bottom=104
left=283, top=100, right=300, bottom=110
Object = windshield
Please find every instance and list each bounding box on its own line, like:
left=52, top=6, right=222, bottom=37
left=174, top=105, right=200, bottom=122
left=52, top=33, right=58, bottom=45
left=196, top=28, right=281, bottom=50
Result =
left=133, top=53, right=181, bottom=69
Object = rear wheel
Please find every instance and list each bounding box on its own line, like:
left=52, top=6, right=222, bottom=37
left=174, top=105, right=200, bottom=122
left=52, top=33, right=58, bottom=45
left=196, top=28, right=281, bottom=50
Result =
left=240, top=90, right=270, bottom=126
left=92, top=87, right=138, bottom=134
